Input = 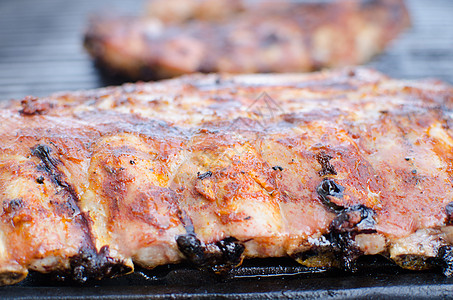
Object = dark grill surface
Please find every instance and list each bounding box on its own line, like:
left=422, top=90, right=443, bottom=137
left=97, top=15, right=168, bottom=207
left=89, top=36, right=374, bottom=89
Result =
left=0, top=0, right=453, bottom=298
left=0, top=0, right=452, bottom=101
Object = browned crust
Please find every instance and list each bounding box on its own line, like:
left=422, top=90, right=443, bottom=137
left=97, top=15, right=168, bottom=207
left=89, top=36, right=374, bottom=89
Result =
left=84, top=0, right=410, bottom=80
left=1, top=67, right=452, bottom=285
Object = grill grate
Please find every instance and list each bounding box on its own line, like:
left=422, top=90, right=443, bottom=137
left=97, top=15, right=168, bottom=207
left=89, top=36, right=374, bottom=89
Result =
left=0, top=0, right=452, bottom=101
left=0, top=0, right=142, bottom=100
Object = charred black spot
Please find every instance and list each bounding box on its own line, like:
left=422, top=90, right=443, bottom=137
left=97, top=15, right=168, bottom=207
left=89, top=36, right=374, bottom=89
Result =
left=32, top=144, right=57, bottom=171
left=436, top=246, right=453, bottom=277
left=176, top=234, right=245, bottom=274
left=272, top=166, right=283, bottom=171
left=326, top=231, right=362, bottom=272
left=446, top=202, right=453, bottom=225
left=197, top=171, right=212, bottom=180
left=318, top=178, right=344, bottom=198
left=68, top=246, right=132, bottom=283
left=176, top=234, right=206, bottom=266
left=216, top=237, right=245, bottom=267
left=330, top=205, right=376, bottom=233
left=36, top=176, right=45, bottom=184
left=2, top=198, right=24, bottom=214
left=32, top=144, right=67, bottom=188
left=316, top=151, right=337, bottom=176
left=317, top=178, right=345, bottom=211
left=31, top=144, right=80, bottom=206
left=325, top=205, right=376, bottom=272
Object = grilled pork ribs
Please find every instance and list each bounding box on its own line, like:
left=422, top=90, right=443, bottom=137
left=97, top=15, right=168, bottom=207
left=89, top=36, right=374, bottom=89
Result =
left=0, top=68, right=452, bottom=285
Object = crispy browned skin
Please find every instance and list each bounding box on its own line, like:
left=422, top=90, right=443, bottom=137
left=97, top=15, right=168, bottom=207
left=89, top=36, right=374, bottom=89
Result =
left=84, top=0, right=410, bottom=80
left=1, top=68, right=453, bottom=285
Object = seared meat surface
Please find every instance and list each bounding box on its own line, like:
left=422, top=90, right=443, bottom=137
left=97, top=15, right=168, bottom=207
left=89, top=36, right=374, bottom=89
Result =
left=84, top=0, right=410, bottom=80
left=0, top=68, right=452, bottom=285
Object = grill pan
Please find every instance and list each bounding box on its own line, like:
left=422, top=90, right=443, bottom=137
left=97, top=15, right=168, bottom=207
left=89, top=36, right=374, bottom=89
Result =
left=0, top=0, right=453, bottom=298
left=3, top=257, right=453, bottom=299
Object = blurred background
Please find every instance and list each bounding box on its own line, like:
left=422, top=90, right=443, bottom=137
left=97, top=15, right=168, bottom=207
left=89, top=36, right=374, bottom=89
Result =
left=0, top=0, right=452, bottom=100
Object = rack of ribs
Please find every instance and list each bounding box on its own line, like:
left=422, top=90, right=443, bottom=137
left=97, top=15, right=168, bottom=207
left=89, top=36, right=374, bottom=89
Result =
left=84, top=0, right=410, bottom=80
left=0, top=67, right=452, bottom=285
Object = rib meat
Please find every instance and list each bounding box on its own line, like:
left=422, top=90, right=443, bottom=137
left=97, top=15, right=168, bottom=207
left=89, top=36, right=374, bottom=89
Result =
left=0, top=68, right=452, bottom=285
left=84, top=0, right=410, bottom=80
